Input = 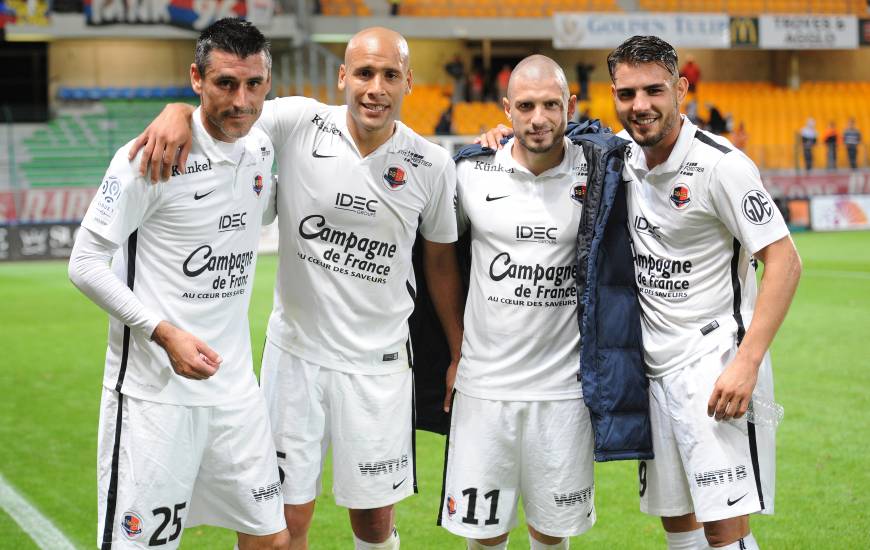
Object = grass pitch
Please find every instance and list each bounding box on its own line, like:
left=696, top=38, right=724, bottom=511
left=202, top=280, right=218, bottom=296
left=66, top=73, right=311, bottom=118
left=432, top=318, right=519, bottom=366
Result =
left=1, top=231, right=869, bottom=549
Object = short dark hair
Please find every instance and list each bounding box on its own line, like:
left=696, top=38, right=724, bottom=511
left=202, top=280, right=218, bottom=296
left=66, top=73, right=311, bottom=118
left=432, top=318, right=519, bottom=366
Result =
left=607, top=35, right=678, bottom=81
left=194, top=18, right=271, bottom=78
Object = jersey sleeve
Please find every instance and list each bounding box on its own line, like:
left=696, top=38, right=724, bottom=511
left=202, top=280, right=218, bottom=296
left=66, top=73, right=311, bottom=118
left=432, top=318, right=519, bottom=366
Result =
left=708, top=152, right=790, bottom=255
left=419, top=156, right=459, bottom=243
left=256, top=96, right=318, bottom=149
left=80, top=146, right=164, bottom=246
left=454, top=160, right=470, bottom=236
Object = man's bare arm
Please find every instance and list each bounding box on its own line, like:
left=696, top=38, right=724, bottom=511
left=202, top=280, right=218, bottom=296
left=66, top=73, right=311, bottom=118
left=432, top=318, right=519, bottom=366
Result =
left=708, top=235, right=802, bottom=421
left=422, top=239, right=465, bottom=412
left=127, top=103, right=196, bottom=182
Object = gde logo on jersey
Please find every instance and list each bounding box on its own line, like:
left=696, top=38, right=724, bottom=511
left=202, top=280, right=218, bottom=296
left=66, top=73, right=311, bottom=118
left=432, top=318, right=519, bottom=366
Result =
left=741, top=189, right=774, bottom=225
left=253, top=174, right=264, bottom=196
left=670, top=184, right=691, bottom=210
left=121, top=511, right=143, bottom=539
left=383, top=166, right=407, bottom=191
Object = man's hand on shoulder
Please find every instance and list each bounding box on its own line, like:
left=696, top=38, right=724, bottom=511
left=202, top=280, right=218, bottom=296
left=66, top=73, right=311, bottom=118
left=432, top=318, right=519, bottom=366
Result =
left=474, top=124, right=513, bottom=150
left=151, top=321, right=222, bottom=380
left=127, top=103, right=196, bottom=183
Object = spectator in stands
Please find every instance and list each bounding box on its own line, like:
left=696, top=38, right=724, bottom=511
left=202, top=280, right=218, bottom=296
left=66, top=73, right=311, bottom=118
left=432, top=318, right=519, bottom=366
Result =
left=844, top=118, right=862, bottom=170
left=495, top=64, right=511, bottom=100
left=679, top=55, right=700, bottom=93
left=685, top=96, right=701, bottom=126
left=731, top=121, right=749, bottom=151
left=575, top=62, right=594, bottom=100
left=389, top=0, right=400, bottom=15
left=800, top=118, right=817, bottom=171
left=706, top=103, right=727, bottom=135
left=445, top=55, right=466, bottom=103
left=823, top=120, right=838, bottom=170
left=435, top=103, right=453, bottom=135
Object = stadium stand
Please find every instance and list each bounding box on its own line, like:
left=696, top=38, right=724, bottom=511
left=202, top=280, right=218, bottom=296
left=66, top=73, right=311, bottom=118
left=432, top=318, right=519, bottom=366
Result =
left=320, top=0, right=371, bottom=16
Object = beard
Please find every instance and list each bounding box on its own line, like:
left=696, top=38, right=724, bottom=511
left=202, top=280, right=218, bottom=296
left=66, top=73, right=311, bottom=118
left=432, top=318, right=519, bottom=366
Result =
left=516, top=124, right=565, bottom=154
left=620, top=98, right=679, bottom=148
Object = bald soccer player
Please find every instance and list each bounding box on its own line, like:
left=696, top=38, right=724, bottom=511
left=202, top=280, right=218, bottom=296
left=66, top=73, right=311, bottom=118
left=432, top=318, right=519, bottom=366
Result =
left=129, top=27, right=464, bottom=550
left=439, top=55, right=594, bottom=550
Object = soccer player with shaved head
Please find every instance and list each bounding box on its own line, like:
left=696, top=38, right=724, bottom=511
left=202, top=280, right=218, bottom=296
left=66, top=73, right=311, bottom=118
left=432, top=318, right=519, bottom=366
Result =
left=128, top=26, right=464, bottom=550
left=439, top=55, right=595, bottom=550
left=608, top=35, right=801, bottom=550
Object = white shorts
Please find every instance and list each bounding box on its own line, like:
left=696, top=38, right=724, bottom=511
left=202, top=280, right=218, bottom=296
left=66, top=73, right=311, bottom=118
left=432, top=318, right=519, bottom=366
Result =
left=640, top=345, right=776, bottom=523
left=260, top=341, right=415, bottom=509
left=439, top=392, right=596, bottom=539
left=96, top=387, right=285, bottom=549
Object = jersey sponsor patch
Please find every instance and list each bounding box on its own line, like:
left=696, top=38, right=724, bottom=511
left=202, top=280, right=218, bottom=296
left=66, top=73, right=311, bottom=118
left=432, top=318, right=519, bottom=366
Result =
left=669, top=184, right=691, bottom=210
left=741, top=190, right=774, bottom=225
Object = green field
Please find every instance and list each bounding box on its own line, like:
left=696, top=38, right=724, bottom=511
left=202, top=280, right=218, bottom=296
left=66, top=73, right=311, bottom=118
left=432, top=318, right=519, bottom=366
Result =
left=1, top=231, right=869, bottom=549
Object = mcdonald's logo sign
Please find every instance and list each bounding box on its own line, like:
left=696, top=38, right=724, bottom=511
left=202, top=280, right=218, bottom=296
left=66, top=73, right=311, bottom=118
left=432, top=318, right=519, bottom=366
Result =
left=730, top=17, right=759, bottom=48
left=860, top=19, right=870, bottom=46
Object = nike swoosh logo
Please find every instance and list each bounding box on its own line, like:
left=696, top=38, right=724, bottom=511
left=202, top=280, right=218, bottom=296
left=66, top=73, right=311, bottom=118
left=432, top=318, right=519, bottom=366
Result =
left=727, top=493, right=748, bottom=506
left=194, top=189, right=215, bottom=200
left=312, top=151, right=336, bottom=158
left=392, top=478, right=407, bottom=490
left=587, top=507, right=594, bottom=518
left=485, top=194, right=509, bottom=202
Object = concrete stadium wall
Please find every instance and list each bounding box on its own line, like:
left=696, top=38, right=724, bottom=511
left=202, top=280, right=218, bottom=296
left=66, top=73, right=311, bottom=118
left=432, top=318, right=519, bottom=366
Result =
left=50, top=39, right=194, bottom=89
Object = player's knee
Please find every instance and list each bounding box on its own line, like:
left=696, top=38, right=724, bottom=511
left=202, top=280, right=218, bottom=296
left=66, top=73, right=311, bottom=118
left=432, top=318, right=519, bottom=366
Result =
left=703, top=517, right=748, bottom=547
left=284, top=502, right=315, bottom=538
left=349, top=506, right=394, bottom=542
left=661, top=513, right=701, bottom=533
left=468, top=534, right=509, bottom=549
left=238, top=529, right=290, bottom=550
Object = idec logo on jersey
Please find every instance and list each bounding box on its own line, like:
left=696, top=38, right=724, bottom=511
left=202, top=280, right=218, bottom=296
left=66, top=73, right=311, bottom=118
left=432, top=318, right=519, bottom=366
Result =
left=669, top=184, right=691, bottom=210
left=121, top=511, right=143, bottom=539
left=383, top=166, right=407, bottom=191
left=253, top=174, right=264, bottom=196
left=570, top=182, right=586, bottom=206
left=446, top=494, right=457, bottom=518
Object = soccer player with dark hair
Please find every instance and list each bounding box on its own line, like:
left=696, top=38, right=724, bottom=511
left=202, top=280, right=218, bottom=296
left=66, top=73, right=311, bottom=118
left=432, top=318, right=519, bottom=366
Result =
left=608, top=35, right=801, bottom=550
left=69, top=18, right=289, bottom=550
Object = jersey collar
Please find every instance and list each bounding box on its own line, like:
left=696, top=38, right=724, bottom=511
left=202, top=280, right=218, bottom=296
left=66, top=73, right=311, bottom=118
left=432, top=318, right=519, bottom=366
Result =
left=626, top=115, right=697, bottom=176
left=192, top=107, right=246, bottom=166
left=333, top=106, right=405, bottom=159
left=496, top=137, right=574, bottom=179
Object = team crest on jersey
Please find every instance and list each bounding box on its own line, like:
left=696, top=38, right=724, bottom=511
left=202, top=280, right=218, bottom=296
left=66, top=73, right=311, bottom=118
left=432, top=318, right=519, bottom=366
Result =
left=253, top=173, right=264, bottom=196
left=570, top=182, right=586, bottom=206
left=669, top=184, right=691, bottom=210
left=446, top=494, right=457, bottom=518
left=121, top=511, right=143, bottom=539
left=383, top=166, right=407, bottom=191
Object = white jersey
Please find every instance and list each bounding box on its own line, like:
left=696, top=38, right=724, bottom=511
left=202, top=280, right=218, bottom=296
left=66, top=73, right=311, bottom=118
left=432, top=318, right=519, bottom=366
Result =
left=454, top=138, right=587, bottom=400
left=257, top=97, right=457, bottom=374
left=81, top=108, right=275, bottom=405
left=620, top=117, right=789, bottom=378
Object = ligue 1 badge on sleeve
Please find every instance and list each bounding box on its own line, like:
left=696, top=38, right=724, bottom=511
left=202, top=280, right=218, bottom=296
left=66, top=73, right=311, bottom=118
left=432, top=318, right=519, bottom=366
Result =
left=253, top=173, right=264, bottom=196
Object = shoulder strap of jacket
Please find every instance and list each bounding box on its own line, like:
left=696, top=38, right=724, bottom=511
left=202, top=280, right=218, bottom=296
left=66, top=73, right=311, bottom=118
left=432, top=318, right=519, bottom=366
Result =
left=453, top=143, right=496, bottom=163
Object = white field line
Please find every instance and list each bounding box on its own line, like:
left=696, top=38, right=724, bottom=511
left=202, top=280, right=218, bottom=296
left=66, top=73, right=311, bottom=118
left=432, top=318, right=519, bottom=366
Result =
left=803, top=268, right=870, bottom=280
left=0, top=472, right=77, bottom=550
